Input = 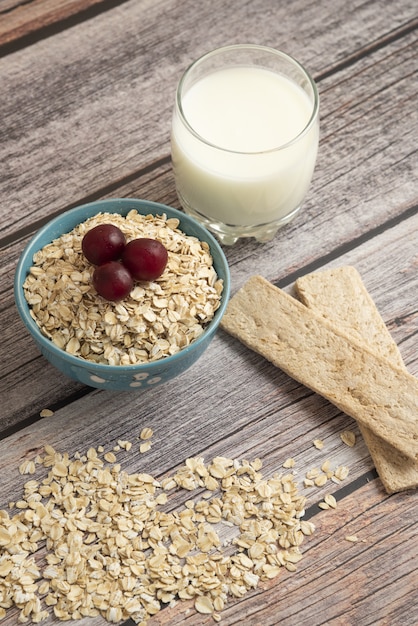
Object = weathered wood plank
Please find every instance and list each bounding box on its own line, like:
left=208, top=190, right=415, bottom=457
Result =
left=0, top=0, right=416, bottom=241
left=0, top=412, right=415, bottom=625
left=152, top=482, right=417, bottom=625
left=0, top=0, right=128, bottom=48
left=0, top=2, right=417, bottom=623
left=1, top=192, right=417, bottom=433
left=2, top=218, right=417, bottom=493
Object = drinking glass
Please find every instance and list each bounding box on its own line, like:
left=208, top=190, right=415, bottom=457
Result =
left=171, top=44, right=319, bottom=245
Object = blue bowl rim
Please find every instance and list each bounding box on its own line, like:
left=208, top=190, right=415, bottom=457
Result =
left=14, top=198, right=231, bottom=374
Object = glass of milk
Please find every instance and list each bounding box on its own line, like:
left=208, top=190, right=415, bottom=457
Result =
left=171, top=45, right=319, bottom=245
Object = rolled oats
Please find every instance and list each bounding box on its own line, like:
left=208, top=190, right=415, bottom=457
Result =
left=324, top=493, right=337, bottom=508
left=282, top=457, right=295, bottom=469
left=1, top=444, right=314, bottom=624
left=139, top=441, right=152, bottom=454
left=139, top=427, right=153, bottom=440
left=340, top=430, right=356, bottom=447
left=23, top=211, right=223, bottom=365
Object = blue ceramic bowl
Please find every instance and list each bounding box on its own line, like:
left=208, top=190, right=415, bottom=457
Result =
left=14, top=198, right=230, bottom=390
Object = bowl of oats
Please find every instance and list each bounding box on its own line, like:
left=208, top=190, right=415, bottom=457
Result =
left=14, top=198, right=230, bottom=390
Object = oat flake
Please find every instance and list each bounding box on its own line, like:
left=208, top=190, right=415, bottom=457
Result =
left=23, top=211, right=223, bottom=366
left=1, top=445, right=313, bottom=624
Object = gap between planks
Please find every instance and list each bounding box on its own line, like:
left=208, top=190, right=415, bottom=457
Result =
left=0, top=156, right=172, bottom=250
left=0, top=0, right=133, bottom=57
left=315, top=15, right=418, bottom=82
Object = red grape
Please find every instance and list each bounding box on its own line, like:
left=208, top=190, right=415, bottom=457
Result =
left=82, top=224, right=126, bottom=265
left=92, top=261, right=133, bottom=301
left=121, top=238, right=168, bottom=281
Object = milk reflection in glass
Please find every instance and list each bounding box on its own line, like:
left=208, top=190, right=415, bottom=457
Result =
left=171, top=46, right=319, bottom=244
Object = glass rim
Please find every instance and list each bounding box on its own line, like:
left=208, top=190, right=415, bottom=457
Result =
left=175, top=44, right=320, bottom=155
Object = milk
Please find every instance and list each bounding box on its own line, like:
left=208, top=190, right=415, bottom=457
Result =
left=171, top=66, right=318, bottom=228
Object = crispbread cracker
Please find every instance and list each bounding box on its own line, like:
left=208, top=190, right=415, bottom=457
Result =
left=220, top=275, right=418, bottom=462
left=295, top=266, right=417, bottom=493
left=296, top=267, right=405, bottom=368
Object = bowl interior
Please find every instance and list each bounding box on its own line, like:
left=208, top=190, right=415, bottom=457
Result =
left=14, top=198, right=230, bottom=385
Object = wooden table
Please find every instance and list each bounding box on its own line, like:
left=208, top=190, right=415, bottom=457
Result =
left=1, top=1, right=417, bottom=624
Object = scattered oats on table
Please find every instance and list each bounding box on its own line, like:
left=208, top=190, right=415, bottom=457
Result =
left=319, top=493, right=337, bottom=510
left=23, top=211, right=223, bottom=366
left=304, top=459, right=350, bottom=489
left=1, top=443, right=314, bottom=624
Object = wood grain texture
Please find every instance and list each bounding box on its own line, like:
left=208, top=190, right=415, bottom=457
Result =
left=151, top=482, right=417, bottom=626
left=0, top=0, right=127, bottom=48
left=2, top=194, right=417, bottom=434
left=0, top=396, right=396, bottom=626
left=0, top=0, right=417, bottom=241
left=0, top=0, right=417, bottom=624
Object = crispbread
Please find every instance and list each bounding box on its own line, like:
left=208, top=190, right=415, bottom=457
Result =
left=220, top=275, right=418, bottom=462
left=296, top=267, right=405, bottom=369
left=295, top=266, right=417, bottom=493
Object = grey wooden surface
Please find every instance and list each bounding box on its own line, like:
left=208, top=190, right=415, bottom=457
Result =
left=0, top=0, right=417, bottom=624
